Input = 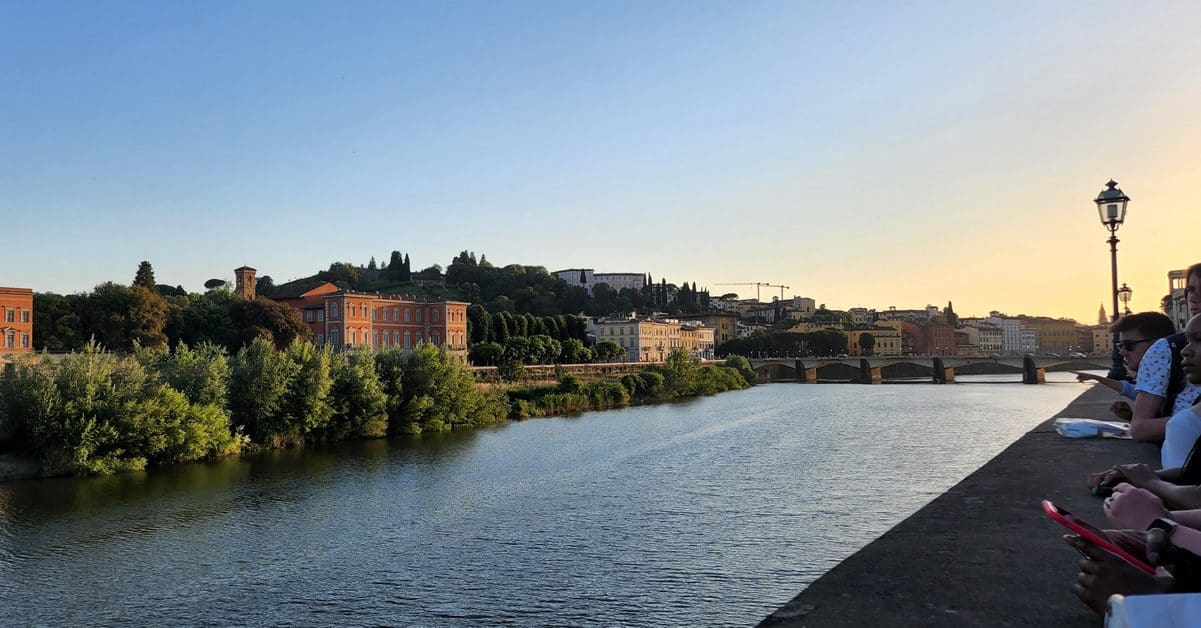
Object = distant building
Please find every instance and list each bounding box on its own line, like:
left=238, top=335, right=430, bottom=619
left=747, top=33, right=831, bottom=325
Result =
left=553, top=269, right=646, bottom=295
left=846, top=325, right=901, bottom=356
left=1091, top=325, right=1114, bottom=357
left=265, top=270, right=467, bottom=359
left=899, top=320, right=956, bottom=354
left=790, top=297, right=817, bottom=319
left=1019, top=316, right=1078, bottom=355
left=958, top=323, right=1003, bottom=354
left=982, top=312, right=1035, bottom=355
left=0, top=287, right=33, bottom=354
left=676, top=312, right=738, bottom=346
left=591, top=315, right=714, bottom=361
left=1168, top=269, right=1190, bottom=331
left=848, top=307, right=875, bottom=325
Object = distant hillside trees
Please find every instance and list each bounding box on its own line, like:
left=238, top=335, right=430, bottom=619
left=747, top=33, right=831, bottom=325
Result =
left=34, top=263, right=308, bottom=353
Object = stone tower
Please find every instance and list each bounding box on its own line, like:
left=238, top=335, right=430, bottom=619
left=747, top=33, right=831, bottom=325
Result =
left=234, top=266, right=257, bottom=300
left=1098, top=303, right=1107, bottom=325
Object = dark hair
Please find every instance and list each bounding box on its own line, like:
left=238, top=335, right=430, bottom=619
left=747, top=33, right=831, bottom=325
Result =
left=1188, top=263, right=1201, bottom=289
left=1111, top=311, right=1176, bottom=338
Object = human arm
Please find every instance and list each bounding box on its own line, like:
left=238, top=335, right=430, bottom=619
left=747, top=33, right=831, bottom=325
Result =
left=1128, top=339, right=1174, bottom=441
left=1128, top=391, right=1169, bottom=441
left=1075, top=372, right=1124, bottom=393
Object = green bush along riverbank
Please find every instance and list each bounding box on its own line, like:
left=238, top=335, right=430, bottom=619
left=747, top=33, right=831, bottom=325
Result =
left=0, top=343, right=755, bottom=478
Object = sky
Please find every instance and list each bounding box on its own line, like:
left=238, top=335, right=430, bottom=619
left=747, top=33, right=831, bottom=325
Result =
left=3, top=1, right=1200, bottom=322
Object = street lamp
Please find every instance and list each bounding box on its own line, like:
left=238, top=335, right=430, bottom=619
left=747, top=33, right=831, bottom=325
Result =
left=1094, top=179, right=1131, bottom=379
left=1118, top=283, right=1133, bottom=316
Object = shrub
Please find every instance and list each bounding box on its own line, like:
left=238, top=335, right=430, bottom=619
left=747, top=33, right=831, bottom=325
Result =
left=327, top=349, right=389, bottom=439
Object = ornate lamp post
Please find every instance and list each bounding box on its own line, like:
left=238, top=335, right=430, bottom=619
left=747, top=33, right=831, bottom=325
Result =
left=1118, top=283, right=1133, bottom=316
left=1095, top=179, right=1131, bottom=379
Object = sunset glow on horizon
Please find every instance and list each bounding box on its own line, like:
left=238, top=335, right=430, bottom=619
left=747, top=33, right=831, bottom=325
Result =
left=3, top=1, right=1200, bottom=323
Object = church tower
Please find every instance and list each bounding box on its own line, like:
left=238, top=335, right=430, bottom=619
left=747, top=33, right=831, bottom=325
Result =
left=234, top=266, right=257, bottom=300
left=1098, top=303, right=1108, bottom=325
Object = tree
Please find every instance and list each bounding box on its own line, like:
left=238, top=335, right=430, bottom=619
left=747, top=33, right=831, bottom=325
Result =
left=255, top=275, right=276, bottom=297
left=133, top=261, right=156, bottom=290
left=558, top=338, right=591, bottom=364
left=129, top=286, right=169, bottom=348
left=32, top=293, right=84, bottom=351
left=944, top=301, right=959, bottom=327
left=858, top=332, right=876, bottom=356
left=326, top=349, right=388, bottom=439
left=392, top=343, right=507, bottom=433
left=228, top=297, right=311, bottom=349
left=468, top=342, right=504, bottom=366
left=402, top=254, right=411, bottom=281
left=594, top=340, right=625, bottom=362
left=367, top=256, right=377, bottom=271
left=318, top=262, right=364, bottom=289
left=204, top=278, right=229, bottom=291
left=467, top=304, right=491, bottom=345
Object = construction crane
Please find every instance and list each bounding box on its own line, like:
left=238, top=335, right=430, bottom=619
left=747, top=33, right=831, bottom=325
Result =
left=714, top=282, right=791, bottom=301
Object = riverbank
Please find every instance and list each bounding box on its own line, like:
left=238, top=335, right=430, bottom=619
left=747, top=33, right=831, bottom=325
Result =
left=758, top=385, right=1158, bottom=626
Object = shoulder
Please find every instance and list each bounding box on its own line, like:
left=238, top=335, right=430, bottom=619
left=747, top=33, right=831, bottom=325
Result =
left=1135, top=339, right=1174, bottom=394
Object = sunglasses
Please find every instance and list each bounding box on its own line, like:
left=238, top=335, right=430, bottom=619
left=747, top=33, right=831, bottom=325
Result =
left=1118, top=338, right=1156, bottom=351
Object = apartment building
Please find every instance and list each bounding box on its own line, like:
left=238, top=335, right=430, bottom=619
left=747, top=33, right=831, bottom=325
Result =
left=265, top=270, right=467, bottom=358
left=676, top=312, right=738, bottom=346
left=0, top=287, right=33, bottom=354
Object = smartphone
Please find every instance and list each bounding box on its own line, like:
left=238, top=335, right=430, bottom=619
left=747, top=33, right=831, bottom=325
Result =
left=1042, top=500, right=1156, bottom=574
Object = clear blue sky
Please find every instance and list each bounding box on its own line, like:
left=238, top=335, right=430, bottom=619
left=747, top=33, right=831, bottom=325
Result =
left=4, top=1, right=1200, bottom=321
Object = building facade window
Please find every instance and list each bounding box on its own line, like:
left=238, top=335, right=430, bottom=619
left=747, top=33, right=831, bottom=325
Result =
left=404, top=309, right=410, bottom=322
left=20, top=310, right=29, bottom=323
left=433, top=310, right=439, bottom=322
left=417, top=310, right=423, bottom=322
left=5, top=332, right=12, bottom=347
left=4, top=309, right=12, bottom=323
left=392, top=330, right=399, bottom=345
left=318, top=310, right=325, bottom=322
left=404, top=330, right=411, bottom=348
left=331, top=303, right=339, bottom=318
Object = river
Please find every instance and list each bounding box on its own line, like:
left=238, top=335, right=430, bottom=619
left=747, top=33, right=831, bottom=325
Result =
left=0, top=374, right=1093, bottom=626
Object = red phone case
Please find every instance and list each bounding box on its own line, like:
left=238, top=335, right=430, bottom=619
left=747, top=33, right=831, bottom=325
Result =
left=1042, top=499, right=1157, bottom=574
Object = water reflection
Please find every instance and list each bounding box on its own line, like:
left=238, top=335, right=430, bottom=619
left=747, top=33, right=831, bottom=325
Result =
left=1, top=378, right=1086, bottom=626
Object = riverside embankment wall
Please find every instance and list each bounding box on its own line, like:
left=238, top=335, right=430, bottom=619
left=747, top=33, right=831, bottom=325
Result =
left=759, top=385, right=1160, bottom=627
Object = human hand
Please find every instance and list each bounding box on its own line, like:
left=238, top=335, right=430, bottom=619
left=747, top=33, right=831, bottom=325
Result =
left=1076, top=372, right=1101, bottom=383
left=1113, top=464, right=1159, bottom=488
left=1064, top=534, right=1173, bottom=615
left=1089, top=465, right=1129, bottom=491
left=1145, top=527, right=1172, bottom=566
left=1110, top=400, right=1133, bottom=421
left=1103, top=483, right=1170, bottom=530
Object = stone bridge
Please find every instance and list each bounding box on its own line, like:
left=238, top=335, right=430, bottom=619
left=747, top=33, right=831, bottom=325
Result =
left=748, top=356, right=1113, bottom=384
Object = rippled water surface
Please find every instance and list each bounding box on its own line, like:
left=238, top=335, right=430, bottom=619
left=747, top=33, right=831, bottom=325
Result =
left=0, top=375, right=1089, bottom=626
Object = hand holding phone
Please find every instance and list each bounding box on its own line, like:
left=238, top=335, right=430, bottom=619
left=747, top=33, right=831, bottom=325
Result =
left=1042, top=499, right=1156, bottom=574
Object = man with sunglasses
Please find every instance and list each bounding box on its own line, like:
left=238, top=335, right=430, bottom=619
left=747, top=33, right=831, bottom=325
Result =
left=1108, top=311, right=1188, bottom=444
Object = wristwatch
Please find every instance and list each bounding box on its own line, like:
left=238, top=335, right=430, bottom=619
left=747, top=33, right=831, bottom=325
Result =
left=1147, top=517, right=1179, bottom=539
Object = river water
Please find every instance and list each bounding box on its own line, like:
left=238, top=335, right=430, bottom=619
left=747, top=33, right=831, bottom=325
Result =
left=0, top=374, right=1091, bottom=626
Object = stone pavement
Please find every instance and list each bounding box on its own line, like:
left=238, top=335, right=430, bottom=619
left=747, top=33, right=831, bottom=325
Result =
left=759, top=385, right=1160, bottom=627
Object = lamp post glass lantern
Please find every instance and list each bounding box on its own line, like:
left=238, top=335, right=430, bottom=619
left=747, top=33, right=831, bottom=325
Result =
left=1095, top=179, right=1131, bottom=379
left=1118, top=283, right=1133, bottom=315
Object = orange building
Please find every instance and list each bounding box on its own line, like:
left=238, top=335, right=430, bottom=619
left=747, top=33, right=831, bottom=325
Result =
left=0, top=287, right=34, bottom=354
left=265, top=272, right=467, bottom=358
